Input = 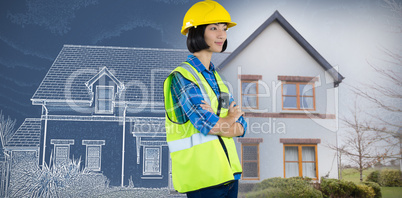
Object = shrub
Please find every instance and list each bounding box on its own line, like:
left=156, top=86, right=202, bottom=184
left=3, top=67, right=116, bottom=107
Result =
left=248, top=177, right=322, bottom=198
left=9, top=157, right=110, bottom=197
left=320, top=178, right=356, bottom=198
left=366, top=170, right=380, bottom=183
left=353, top=184, right=375, bottom=198
left=378, top=169, right=402, bottom=187
left=362, top=182, right=381, bottom=198
left=245, top=187, right=287, bottom=198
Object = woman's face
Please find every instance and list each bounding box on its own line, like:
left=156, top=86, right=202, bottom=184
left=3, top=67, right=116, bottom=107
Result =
left=204, top=23, right=227, bottom=53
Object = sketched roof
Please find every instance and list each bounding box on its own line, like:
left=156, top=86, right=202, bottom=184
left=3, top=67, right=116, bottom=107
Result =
left=31, top=45, right=230, bottom=104
left=6, top=118, right=41, bottom=149
left=217, top=11, right=344, bottom=87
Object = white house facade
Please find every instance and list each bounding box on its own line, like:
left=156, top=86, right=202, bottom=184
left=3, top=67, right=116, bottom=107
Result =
left=218, top=11, right=344, bottom=183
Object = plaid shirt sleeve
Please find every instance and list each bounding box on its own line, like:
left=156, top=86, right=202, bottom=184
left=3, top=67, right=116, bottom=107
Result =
left=229, top=95, right=247, bottom=137
left=170, top=72, right=220, bottom=136
left=171, top=72, right=247, bottom=137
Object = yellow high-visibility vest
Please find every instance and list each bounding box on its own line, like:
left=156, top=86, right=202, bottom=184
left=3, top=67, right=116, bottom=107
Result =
left=164, top=62, right=242, bottom=193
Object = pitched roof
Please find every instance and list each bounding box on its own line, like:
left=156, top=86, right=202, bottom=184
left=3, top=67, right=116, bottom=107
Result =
left=217, top=11, right=344, bottom=87
left=31, top=45, right=230, bottom=104
left=5, top=118, right=41, bottom=149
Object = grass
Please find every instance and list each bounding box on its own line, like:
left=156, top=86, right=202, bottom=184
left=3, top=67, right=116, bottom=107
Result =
left=381, top=187, right=402, bottom=198
left=341, top=168, right=402, bottom=198
left=341, top=168, right=376, bottom=183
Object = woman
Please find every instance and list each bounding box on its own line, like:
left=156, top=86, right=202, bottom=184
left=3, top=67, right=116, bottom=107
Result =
left=163, top=1, right=247, bottom=197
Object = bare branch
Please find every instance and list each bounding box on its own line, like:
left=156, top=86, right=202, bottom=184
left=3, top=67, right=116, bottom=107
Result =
left=0, top=110, right=17, bottom=147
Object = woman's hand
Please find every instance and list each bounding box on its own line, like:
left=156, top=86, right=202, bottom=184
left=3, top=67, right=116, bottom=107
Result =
left=200, top=100, right=214, bottom=113
left=208, top=101, right=245, bottom=137
left=227, top=101, right=244, bottom=122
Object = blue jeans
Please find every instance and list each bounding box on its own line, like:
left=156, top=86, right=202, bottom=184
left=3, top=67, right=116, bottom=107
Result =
left=186, top=180, right=238, bottom=198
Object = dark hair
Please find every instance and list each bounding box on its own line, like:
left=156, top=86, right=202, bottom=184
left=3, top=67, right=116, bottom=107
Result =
left=186, top=24, right=228, bottom=53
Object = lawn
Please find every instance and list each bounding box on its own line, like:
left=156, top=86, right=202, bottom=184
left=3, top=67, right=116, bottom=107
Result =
left=341, top=167, right=375, bottom=183
left=382, top=187, right=402, bottom=198
left=342, top=168, right=402, bottom=198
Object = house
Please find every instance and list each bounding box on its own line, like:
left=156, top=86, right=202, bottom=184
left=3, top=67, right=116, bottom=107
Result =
left=217, top=11, right=344, bottom=183
left=4, top=10, right=343, bottom=193
left=4, top=45, right=229, bottom=189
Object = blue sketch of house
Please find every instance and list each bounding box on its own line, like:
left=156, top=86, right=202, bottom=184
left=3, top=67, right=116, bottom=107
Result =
left=4, top=45, right=230, bottom=189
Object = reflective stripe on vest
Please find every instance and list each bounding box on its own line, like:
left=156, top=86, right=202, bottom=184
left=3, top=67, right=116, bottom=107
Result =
left=167, top=133, right=218, bottom=153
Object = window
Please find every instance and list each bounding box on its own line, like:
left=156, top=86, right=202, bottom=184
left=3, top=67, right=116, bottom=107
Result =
left=95, top=86, right=114, bottom=114
left=239, top=75, right=262, bottom=110
left=143, top=147, right=161, bottom=175
left=241, top=81, right=258, bottom=109
left=241, top=144, right=260, bottom=180
left=82, top=140, right=105, bottom=171
left=238, top=138, right=263, bottom=180
left=284, top=145, right=318, bottom=179
left=50, top=139, right=74, bottom=166
left=282, top=82, right=315, bottom=110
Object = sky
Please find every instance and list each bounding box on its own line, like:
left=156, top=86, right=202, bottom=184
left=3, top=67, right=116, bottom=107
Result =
left=0, top=0, right=401, bottom=143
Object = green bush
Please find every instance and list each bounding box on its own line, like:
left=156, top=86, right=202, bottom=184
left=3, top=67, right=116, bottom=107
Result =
left=378, top=169, right=402, bottom=187
left=363, top=182, right=382, bottom=198
left=366, top=170, right=380, bottom=183
left=245, top=187, right=287, bottom=198
left=248, top=177, right=322, bottom=198
left=320, top=178, right=356, bottom=198
left=353, top=184, right=375, bottom=198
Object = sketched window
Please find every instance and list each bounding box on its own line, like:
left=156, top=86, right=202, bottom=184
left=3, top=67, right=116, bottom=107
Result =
left=282, top=82, right=315, bottom=110
left=144, top=147, right=161, bottom=175
left=50, top=139, right=74, bottom=166
left=55, top=145, right=69, bottom=165
left=86, top=146, right=101, bottom=171
left=241, top=81, right=258, bottom=109
left=284, top=145, right=318, bottom=179
left=82, top=140, right=105, bottom=172
left=96, top=86, right=114, bottom=114
left=241, top=144, right=259, bottom=180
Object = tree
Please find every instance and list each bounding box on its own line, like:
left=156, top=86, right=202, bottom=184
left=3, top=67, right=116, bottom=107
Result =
left=0, top=110, right=16, bottom=148
left=351, top=0, right=402, bottom=163
left=338, top=98, right=391, bottom=182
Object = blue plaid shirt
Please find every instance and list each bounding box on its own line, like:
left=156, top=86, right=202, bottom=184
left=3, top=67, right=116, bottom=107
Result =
left=170, top=55, right=247, bottom=136
left=170, top=55, right=246, bottom=180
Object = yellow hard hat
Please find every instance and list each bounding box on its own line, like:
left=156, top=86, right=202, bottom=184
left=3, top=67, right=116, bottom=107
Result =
left=181, top=0, right=237, bottom=35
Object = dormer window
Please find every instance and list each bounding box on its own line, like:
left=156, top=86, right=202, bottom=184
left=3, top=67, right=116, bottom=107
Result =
left=95, top=86, right=114, bottom=114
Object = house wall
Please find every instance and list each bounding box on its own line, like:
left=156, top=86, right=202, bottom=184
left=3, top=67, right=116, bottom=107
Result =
left=221, top=21, right=339, bottom=182
left=41, top=120, right=125, bottom=186
left=238, top=117, right=338, bottom=182
left=221, top=21, right=337, bottom=116
left=124, top=136, right=169, bottom=188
